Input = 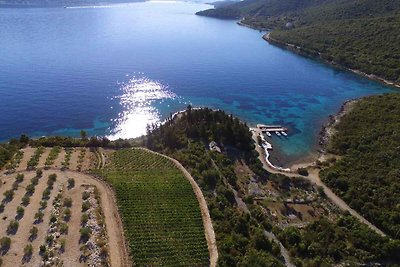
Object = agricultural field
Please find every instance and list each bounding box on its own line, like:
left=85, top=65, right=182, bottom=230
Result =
left=0, top=147, right=127, bottom=266
left=97, top=148, right=210, bottom=266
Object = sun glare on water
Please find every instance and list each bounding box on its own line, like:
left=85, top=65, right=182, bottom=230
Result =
left=108, top=76, right=177, bottom=140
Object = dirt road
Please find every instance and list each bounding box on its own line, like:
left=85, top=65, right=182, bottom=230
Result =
left=252, top=133, right=386, bottom=237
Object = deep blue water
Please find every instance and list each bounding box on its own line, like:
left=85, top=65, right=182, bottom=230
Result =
left=0, top=1, right=395, bottom=163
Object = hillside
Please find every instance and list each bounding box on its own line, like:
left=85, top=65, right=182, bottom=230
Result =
left=197, top=0, right=400, bottom=85
left=97, top=149, right=210, bottom=266
left=144, top=107, right=400, bottom=266
left=320, top=94, right=400, bottom=239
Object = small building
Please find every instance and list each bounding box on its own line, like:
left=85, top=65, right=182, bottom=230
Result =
left=209, top=141, right=221, bottom=153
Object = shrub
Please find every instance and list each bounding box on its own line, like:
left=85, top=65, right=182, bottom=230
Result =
left=297, top=168, right=309, bottom=176
left=64, top=208, right=71, bottom=221
left=42, top=188, right=51, bottom=200
left=0, top=237, right=11, bottom=251
left=46, top=235, right=54, bottom=244
left=67, top=178, right=75, bottom=189
left=0, top=204, right=4, bottom=213
left=24, top=244, right=33, bottom=256
left=26, top=184, right=35, bottom=195
left=82, top=191, right=90, bottom=200
left=3, top=190, right=14, bottom=200
left=16, top=206, right=24, bottom=216
left=39, top=244, right=46, bottom=253
left=40, top=200, right=47, bottom=209
left=81, top=213, right=89, bottom=225
left=60, top=238, right=66, bottom=252
left=81, top=201, right=90, bottom=212
left=80, top=227, right=92, bottom=241
left=21, top=195, right=30, bottom=207
left=50, top=214, right=57, bottom=223
left=36, top=168, right=43, bottom=177
left=48, top=174, right=57, bottom=182
left=63, top=197, right=72, bottom=208
left=7, top=220, right=19, bottom=234
left=16, top=174, right=24, bottom=183
left=60, top=223, right=69, bottom=234
left=34, top=211, right=44, bottom=222
left=29, top=226, right=38, bottom=240
left=30, top=177, right=39, bottom=185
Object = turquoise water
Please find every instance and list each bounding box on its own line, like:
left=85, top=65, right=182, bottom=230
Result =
left=0, top=1, right=395, bottom=163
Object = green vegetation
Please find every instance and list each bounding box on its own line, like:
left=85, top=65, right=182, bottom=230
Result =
left=29, top=226, right=38, bottom=240
left=30, top=135, right=130, bottom=148
left=198, top=0, right=400, bottom=84
left=1, top=135, right=29, bottom=170
left=97, top=148, right=210, bottom=266
left=146, top=106, right=266, bottom=177
left=67, top=178, right=75, bottom=189
left=144, top=108, right=284, bottom=266
left=44, top=146, right=61, bottom=168
left=7, top=220, right=19, bottom=234
left=27, top=146, right=45, bottom=170
left=321, top=94, right=400, bottom=238
left=278, top=215, right=400, bottom=266
left=63, top=197, right=72, bottom=207
left=0, top=237, right=11, bottom=252
left=5, top=150, right=24, bottom=173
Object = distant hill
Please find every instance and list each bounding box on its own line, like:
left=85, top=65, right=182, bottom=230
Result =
left=197, top=0, right=400, bottom=85
left=0, top=0, right=143, bottom=7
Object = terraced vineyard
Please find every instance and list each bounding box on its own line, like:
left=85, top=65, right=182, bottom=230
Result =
left=98, top=149, right=210, bottom=266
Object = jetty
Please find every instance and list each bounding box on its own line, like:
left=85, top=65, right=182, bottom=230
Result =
left=251, top=125, right=291, bottom=172
left=257, top=124, right=288, bottom=136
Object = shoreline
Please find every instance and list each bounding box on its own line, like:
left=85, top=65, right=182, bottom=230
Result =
left=263, top=32, right=400, bottom=89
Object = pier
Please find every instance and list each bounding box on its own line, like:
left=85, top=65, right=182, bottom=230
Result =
left=250, top=124, right=291, bottom=172
left=256, top=124, right=288, bottom=136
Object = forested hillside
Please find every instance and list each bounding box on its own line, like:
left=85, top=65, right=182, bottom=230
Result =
left=197, top=0, right=400, bottom=84
left=145, top=106, right=400, bottom=266
left=321, top=94, right=400, bottom=239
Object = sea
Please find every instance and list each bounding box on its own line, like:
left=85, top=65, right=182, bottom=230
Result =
left=0, top=1, right=396, bottom=165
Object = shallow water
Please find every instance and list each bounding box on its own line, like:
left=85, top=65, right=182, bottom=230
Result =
left=0, top=1, right=395, bottom=163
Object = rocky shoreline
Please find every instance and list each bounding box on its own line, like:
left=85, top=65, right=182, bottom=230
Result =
left=317, top=99, right=357, bottom=153
left=263, top=33, right=400, bottom=89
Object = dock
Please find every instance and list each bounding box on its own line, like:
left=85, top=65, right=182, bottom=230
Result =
left=256, top=124, right=288, bottom=136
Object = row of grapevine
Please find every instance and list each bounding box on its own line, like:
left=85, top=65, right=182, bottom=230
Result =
left=98, top=149, right=209, bottom=266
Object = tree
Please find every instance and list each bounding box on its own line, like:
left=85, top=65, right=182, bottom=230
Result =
left=0, top=237, right=11, bottom=252
left=80, top=227, right=92, bottom=242
left=68, top=178, right=75, bottom=189
left=80, top=130, right=87, bottom=140
left=19, top=134, right=30, bottom=144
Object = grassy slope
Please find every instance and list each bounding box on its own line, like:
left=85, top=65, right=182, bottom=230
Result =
left=97, top=149, right=209, bottom=266
left=320, top=94, right=400, bottom=239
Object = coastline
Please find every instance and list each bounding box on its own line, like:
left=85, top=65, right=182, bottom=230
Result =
left=263, top=32, right=400, bottom=89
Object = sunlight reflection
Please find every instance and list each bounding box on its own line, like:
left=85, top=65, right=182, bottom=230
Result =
left=108, top=76, right=176, bottom=140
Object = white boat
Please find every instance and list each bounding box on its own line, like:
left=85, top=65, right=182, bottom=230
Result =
left=275, top=131, right=281, bottom=136
left=266, top=132, right=271, bottom=137
left=281, top=131, right=287, bottom=136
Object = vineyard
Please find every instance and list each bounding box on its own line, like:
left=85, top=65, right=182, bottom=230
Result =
left=98, top=149, right=210, bottom=266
